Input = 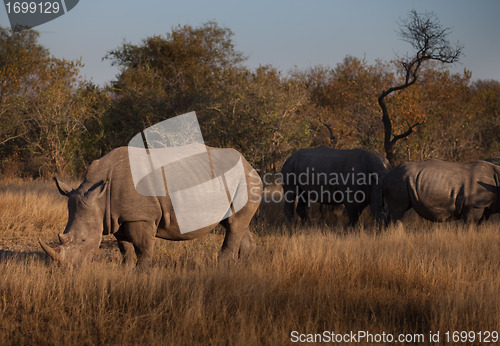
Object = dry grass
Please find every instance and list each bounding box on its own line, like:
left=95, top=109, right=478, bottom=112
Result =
left=0, top=180, right=499, bottom=345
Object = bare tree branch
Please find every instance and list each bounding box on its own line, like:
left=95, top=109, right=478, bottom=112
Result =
left=379, top=9, right=463, bottom=165
left=0, top=132, right=26, bottom=145
left=391, top=119, right=424, bottom=144
left=322, top=122, right=335, bottom=144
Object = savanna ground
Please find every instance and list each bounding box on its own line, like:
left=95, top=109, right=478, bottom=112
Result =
left=0, top=180, right=499, bottom=345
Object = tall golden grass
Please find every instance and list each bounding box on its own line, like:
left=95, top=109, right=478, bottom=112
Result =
left=0, top=180, right=499, bottom=345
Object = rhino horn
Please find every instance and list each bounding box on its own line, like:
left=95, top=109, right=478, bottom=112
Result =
left=58, top=233, right=71, bottom=245
left=39, top=238, right=64, bottom=262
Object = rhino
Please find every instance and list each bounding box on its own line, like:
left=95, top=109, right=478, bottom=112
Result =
left=39, top=146, right=263, bottom=266
left=281, top=147, right=391, bottom=226
left=383, top=159, right=500, bottom=223
left=484, top=157, right=500, bottom=165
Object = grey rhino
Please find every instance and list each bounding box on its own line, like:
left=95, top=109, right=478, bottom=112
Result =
left=485, top=157, right=500, bottom=165
left=281, top=147, right=391, bottom=226
left=39, top=146, right=263, bottom=266
left=383, top=159, right=500, bottom=223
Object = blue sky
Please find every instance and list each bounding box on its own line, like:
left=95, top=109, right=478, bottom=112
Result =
left=1, top=0, right=499, bottom=86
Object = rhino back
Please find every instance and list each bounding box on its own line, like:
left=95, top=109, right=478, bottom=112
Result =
left=284, top=147, right=387, bottom=177
left=485, top=157, right=500, bottom=166
left=392, top=159, right=499, bottom=221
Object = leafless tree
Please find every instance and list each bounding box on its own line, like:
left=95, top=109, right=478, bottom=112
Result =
left=379, top=9, right=463, bottom=165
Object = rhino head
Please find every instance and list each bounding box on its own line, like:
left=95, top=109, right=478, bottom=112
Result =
left=39, top=178, right=107, bottom=264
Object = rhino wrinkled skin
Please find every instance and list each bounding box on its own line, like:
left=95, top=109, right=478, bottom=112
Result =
left=281, top=147, right=391, bottom=226
left=39, top=147, right=263, bottom=266
left=383, top=159, right=500, bottom=224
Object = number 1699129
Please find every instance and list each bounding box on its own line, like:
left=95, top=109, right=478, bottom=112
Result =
left=5, top=2, right=61, bottom=14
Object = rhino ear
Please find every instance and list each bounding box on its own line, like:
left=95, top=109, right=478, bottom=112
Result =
left=83, top=180, right=108, bottom=205
left=54, top=177, right=73, bottom=197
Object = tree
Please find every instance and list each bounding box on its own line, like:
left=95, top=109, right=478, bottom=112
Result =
left=378, top=10, right=463, bottom=165
left=403, top=68, right=478, bottom=161
left=473, top=80, right=500, bottom=157
left=103, top=21, right=246, bottom=147
left=0, top=28, right=48, bottom=153
left=207, top=66, right=315, bottom=172
left=0, top=27, right=108, bottom=177
left=304, top=57, right=391, bottom=151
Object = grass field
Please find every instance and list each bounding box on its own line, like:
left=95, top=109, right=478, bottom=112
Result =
left=0, top=180, right=499, bottom=345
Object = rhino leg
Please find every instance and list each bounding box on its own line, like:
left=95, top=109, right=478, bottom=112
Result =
left=114, top=231, right=136, bottom=267
left=219, top=220, right=246, bottom=259
left=284, top=200, right=295, bottom=222
left=296, top=198, right=309, bottom=221
left=463, top=207, right=484, bottom=224
left=283, top=188, right=296, bottom=222
left=238, top=231, right=256, bottom=259
left=345, top=205, right=362, bottom=226
left=384, top=184, right=411, bottom=223
left=120, top=221, right=156, bottom=268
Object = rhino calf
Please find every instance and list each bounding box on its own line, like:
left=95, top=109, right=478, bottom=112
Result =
left=383, top=159, right=500, bottom=224
left=40, top=146, right=263, bottom=267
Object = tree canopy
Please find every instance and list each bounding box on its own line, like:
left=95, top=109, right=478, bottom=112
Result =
left=378, top=9, right=464, bottom=165
left=0, top=28, right=108, bottom=176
